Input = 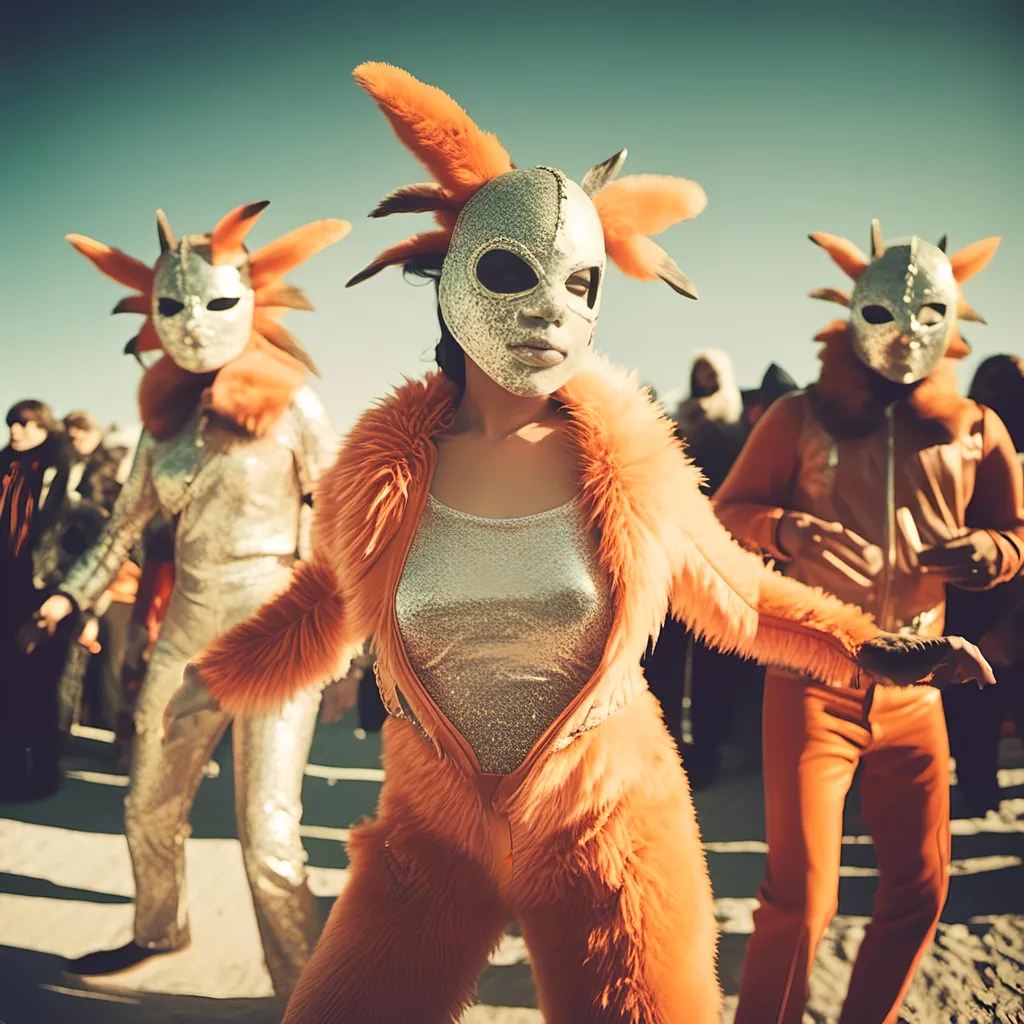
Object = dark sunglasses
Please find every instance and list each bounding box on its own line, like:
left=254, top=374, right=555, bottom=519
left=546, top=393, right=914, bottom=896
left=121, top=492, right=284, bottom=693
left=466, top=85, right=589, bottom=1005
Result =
left=7, top=417, right=37, bottom=429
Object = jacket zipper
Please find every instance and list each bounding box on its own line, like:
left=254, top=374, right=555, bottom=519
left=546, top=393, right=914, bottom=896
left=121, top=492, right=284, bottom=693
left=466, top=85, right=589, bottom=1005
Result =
left=879, top=402, right=897, bottom=631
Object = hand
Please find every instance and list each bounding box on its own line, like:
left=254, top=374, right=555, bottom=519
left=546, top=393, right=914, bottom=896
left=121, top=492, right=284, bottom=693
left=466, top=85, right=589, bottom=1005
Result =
left=77, top=617, right=102, bottom=655
left=161, top=664, right=221, bottom=745
left=35, top=594, right=74, bottom=635
left=777, top=511, right=884, bottom=590
left=917, top=531, right=1001, bottom=586
left=319, top=674, right=360, bottom=724
left=857, top=634, right=997, bottom=689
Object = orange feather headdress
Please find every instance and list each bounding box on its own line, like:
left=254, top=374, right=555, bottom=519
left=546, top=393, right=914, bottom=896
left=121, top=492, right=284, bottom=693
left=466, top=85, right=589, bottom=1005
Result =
left=68, top=204, right=349, bottom=440
left=345, top=62, right=707, bottom=296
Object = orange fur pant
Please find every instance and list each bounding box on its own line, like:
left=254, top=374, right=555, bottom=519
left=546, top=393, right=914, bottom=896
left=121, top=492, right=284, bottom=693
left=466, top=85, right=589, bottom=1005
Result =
left=736, top=673, right=950, bottom=1024
left=284, top=689, right=721, bottom=1023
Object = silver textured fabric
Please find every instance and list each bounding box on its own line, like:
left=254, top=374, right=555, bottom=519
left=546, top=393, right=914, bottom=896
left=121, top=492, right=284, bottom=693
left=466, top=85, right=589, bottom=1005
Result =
left=60, top=387, right=336, bottom=997
left=150, top=235, right=255, bottom=373
left=850, top=237, right=959, bottom=384
left=395, top=494, right=613, bottom=775
left=438, top=167, right=606, bottom=397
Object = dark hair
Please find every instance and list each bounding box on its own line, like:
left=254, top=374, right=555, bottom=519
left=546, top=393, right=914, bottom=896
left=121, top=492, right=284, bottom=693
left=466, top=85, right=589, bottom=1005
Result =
left=6, top=399, right=61, bottom=434
left=969, top=354, right=1024, bottom=452
left=402, top=253, right=467, bottom=391
left=63, top=410, right=101, bottom=433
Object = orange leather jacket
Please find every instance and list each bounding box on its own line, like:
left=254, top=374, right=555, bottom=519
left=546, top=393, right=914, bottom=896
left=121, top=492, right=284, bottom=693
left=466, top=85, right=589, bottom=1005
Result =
left=715, top=335, right=1024, bottom=636
left=198, top=355, right=882, bottom=807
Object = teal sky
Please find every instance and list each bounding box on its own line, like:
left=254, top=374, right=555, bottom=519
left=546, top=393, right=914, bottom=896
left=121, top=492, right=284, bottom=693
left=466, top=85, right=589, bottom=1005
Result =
left=2, top=0, right=1021, bottom=434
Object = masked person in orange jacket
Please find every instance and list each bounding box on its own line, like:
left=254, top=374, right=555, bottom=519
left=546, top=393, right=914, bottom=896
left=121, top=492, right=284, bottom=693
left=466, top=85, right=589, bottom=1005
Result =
left=169, top=70, right=993, bottom=1024
left=715, top=223, right=1024, bottom=1024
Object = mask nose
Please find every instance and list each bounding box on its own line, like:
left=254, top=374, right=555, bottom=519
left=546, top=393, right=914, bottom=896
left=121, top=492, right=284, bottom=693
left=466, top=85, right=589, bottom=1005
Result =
left=519, top=285, right=567, bottom=328
left=183, top=299, right=205, bottom=340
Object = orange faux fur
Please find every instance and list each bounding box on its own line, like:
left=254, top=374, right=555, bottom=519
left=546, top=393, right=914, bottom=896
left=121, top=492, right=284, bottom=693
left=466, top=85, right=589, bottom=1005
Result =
left=197, top=353, right=882, bottom=779
left=68, top=204, right=349, bottom=441
left=283, top=692, right=721, bottom=1024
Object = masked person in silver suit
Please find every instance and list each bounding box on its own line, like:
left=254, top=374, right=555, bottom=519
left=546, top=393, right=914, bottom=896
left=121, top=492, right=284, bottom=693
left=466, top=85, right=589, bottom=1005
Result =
left=34, top=201, right=350, bottom=998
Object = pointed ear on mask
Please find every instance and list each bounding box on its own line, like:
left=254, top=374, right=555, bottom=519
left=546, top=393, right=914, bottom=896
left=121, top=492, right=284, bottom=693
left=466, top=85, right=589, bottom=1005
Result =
left=949, top=236, right=1001, bottom=284
left=156, top=210, right=176, bottom=254
left=581, top=149, right=628, bottom=198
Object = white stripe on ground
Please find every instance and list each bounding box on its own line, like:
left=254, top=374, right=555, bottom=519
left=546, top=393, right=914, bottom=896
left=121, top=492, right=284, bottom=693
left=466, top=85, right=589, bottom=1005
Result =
left=298, top=825, right=350, bottom=842
left=303, top=764, right=385, bottom=782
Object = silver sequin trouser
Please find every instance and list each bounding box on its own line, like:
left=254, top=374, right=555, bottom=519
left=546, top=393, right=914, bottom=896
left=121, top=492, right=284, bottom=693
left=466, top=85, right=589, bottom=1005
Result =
left=128, top=560, right=321, bottom=999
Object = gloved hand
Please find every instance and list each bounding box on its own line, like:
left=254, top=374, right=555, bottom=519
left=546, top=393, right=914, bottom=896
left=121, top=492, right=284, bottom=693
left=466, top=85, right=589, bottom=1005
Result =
left=917, top=530, right=1001, bottom=586
left=857, top=634, right=997, bottom=689
left=161, top=663, right=221, bottom=744
left=777, top=511, right=884, bottom=591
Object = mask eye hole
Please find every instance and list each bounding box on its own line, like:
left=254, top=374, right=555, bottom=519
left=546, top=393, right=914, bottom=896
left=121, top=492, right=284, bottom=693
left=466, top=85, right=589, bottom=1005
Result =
left=861, top=304, right=895, bottom=325
left=475, top=249, right=539, bottom=295
left=158, top=297, right=185, bottom=317
left=566, top=267, right=601, bottom=309
left=206, top=297, right=240, bottom=312
left=918, top=302, right=946, bottom=326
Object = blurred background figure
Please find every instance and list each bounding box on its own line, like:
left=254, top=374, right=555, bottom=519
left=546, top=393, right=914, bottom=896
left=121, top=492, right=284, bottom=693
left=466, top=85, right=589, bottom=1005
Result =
left=944, top=353, right=1024, bottom=818
left=645, top=350, right=770, bottom=788
left=0, top=400, right=75, bottom=801
left=56, top=410, right=138, bottom=738
left=742, top=362, right=799, bottom=429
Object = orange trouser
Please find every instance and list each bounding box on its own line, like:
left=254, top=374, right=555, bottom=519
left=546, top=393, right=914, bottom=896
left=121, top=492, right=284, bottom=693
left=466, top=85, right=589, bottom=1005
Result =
left=736, top=672, right=950, bottom=1024
left=283, top=689, right=721, bottom=1024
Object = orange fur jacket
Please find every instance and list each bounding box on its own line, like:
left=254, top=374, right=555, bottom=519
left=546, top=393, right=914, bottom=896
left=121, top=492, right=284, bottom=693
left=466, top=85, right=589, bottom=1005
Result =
left=197, top=353, right=880, bottom=805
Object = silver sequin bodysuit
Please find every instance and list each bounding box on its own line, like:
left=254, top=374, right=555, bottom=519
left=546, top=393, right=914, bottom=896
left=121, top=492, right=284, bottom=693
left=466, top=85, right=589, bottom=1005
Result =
left=58, top=386, right=336, bottom=995
left=395, top=494, right=614, bottom=775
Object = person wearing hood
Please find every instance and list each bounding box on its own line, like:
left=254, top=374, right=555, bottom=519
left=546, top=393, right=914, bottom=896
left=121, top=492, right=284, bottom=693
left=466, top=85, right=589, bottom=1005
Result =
left=943, top=353, right=1024, bottom=816
left=668, top=348, right=748, bottom=494
left=0, top=400, right=75, bottom=801
left=715, top=223, right=1024, bottom=1024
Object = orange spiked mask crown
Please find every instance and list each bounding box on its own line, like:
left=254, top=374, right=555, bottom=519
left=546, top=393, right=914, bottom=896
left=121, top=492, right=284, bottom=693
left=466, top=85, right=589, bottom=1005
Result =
left=68, top=203, right=350, bottom=438
left=808, top=219, right=1000, bottom=382
left=347, top=62, right=707, bottom=396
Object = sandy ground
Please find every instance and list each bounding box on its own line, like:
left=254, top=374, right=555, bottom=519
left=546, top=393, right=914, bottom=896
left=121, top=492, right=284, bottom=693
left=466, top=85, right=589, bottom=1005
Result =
left=1, top=721, right=1021, bottom=1024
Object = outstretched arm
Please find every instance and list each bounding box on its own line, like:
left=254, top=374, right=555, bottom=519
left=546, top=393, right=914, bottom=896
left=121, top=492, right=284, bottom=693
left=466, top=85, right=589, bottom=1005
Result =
left=671, top=484, right=877, bottom=686
left=60, top=434, right=159, bottom=611
left=193, top=557, right=363, bottom=715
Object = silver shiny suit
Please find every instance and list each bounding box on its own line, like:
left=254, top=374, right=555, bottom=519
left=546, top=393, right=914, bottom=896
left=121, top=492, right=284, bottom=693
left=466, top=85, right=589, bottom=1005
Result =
left=61, top=388, right=336, bottom=995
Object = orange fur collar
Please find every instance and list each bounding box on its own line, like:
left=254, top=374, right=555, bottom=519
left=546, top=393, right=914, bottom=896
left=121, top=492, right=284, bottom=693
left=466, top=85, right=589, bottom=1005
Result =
left=139, top=334, right=307, bottom=441
left=810, top=321, right=971, bottom=439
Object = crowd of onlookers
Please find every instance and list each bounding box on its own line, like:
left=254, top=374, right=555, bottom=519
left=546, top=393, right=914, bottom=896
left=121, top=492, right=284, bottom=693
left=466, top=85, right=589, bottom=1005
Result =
left=0, top=402, right=153, bottom=800
left=2, top=351, right=1022, bottom=811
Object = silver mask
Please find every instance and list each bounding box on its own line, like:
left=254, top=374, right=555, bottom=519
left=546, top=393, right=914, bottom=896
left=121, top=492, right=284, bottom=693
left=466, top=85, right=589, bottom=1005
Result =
left=151, top=235, right=255, bottom=374
left=438, top=167, right=606, bottom=397
left=850, top=236, right=958, bottom=385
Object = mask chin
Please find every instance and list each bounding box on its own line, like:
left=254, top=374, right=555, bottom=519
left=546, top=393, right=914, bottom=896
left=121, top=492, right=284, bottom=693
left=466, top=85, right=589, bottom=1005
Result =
left=159, top=328, right=250, bottom=374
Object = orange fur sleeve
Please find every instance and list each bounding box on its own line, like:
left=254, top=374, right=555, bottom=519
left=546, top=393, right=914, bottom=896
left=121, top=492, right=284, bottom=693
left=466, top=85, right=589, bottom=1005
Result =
left=195, top=558, right=361, bottom=715
left=670, top=487, right=879, bottom=686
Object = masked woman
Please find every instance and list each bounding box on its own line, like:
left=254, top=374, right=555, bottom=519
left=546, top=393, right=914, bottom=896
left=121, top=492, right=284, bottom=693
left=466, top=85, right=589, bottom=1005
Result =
left=174, top=66, right=992, bottom=1024
left=34, top=203, right=348, bottom=999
